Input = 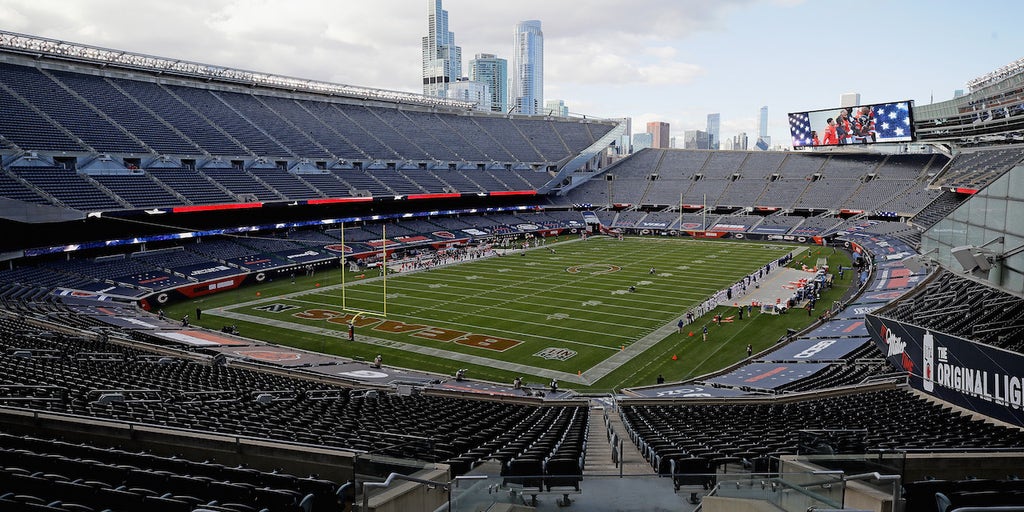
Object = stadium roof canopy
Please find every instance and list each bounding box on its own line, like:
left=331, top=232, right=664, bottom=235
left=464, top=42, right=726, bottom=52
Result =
left=968, top=56, right=1024, bottom=91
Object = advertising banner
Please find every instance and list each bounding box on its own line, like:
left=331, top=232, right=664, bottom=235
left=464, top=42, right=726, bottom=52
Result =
left=866, top=314, right=1024, bottom=426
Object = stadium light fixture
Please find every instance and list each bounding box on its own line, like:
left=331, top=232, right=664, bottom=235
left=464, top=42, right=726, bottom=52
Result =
left=951, top=245, right=994, bottom=274
left=949, top=237, right=1016, bottom=276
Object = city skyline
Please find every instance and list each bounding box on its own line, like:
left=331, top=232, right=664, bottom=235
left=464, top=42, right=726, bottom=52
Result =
left=3, top=0, right=1022, bottom=147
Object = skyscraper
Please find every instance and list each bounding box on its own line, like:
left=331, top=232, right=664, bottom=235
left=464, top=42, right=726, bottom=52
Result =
left=448, top=80, right=491, bottom=110
left=734, top=132, right=749, bottom=151
left=840, top=92, right=861, bottom=108
left=706, top=113, right=720, bottom=150
left=618, top=118, right=632, bottom=154
left=544, top=99, right=568, bottom=117
left=511, top=20, right=543, bottom=115
left=422, top=0, right=462, bottom=98
left=758, top=106, right=769, bottom=140
left=468, top=53, right=507, bottom=113
left=757, top=106, right=770, bottom=150
left=632, top=132, right=654, bottom=151
left=646, top=121, right=670, bottom=149
left=683, top=130, right=709, bottom=150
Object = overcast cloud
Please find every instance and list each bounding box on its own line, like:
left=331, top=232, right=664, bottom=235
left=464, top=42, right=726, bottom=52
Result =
left=1, top=0, right=1021, bottom=145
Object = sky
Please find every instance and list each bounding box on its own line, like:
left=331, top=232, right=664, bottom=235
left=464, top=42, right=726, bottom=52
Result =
left=2, top=0, right=1023, bottom=148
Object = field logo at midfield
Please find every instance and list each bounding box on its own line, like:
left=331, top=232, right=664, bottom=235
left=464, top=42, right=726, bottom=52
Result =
left=534, top=347, right=577, bottom=361
left=566, top=263, right=621, bottom=275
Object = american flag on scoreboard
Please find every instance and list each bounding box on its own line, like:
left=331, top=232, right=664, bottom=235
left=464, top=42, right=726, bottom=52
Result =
left=872, top=102, right=911, bottom=141
left=789, top=112, right=811, bottom=146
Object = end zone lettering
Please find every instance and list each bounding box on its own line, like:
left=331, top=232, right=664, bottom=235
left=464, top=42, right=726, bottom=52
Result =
left=290, top=308, right=521, bottom=352
left=411, top=326, right=467, bottom=342
left=456, top=334, right=520, bottom=352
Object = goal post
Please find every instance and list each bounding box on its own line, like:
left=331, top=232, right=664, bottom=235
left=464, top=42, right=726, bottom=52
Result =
left=339, top=222, right=388, bottom=318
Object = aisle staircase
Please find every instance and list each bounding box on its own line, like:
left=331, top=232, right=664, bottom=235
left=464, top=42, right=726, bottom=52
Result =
left=583, top=403, right=656, bottom=476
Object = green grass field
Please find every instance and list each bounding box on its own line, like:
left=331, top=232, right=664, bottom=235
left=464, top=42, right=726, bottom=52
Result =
left=171, top=236, right=852, bottom=392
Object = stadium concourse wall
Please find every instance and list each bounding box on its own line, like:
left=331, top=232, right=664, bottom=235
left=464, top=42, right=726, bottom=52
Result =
left=865, top=314, right=1024, bottom=427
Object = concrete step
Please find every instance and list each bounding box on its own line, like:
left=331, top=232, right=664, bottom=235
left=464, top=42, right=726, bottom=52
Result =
left=584, top=405, right=655, bottom=476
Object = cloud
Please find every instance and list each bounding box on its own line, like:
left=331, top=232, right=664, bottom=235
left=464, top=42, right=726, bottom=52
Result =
left=544, top=36, right=704, bottom=87
left=644, top=46, right=678, bottom=60
left=0, top=0, right=850, bottom=144
left=0, top=0, right=748, bottom=92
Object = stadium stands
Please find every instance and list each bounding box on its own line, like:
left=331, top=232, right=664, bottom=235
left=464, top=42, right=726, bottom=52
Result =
left=556, top=149, right=958, bottom=225
left=0, top=312, right=588, bottom=476
left=148, top=167, right=237, bottom=205
left=11, top=166, right=124, bottom=211
left=0, top=429, right=341, bottom=512
left=908, top=190, right=969, bottom=228
left=877, top=269, right=1024, bottom=350
left=748, top=214, right=805, bottom=235
left=50, top=69, right=202, bottom=156
left=92, top=172, right=183, bottom=209
left=621, top=388, right=1024, bottom=479
left=0, top=58, right=615, bottom=214
left=200, top=167, right=282, bottom=201
left=5, top=31, right=1024, bottom=512
left=0, top=63, right=145, bottom=154
left=789, top=215, right=843, bottom=236
left=108, top=77, right=249, bottom=156
left=932, top=146, right=1024, bottom=190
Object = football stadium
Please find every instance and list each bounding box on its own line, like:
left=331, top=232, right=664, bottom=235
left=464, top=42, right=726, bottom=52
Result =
left=0, top=26, right=1023, bottom=512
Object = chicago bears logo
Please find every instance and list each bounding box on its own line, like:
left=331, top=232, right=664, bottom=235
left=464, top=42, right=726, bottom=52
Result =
left=433, top=231, right=456, bottom=239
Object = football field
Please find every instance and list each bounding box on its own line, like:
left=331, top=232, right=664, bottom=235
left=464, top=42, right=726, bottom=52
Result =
left=211, top=237, right=801, bottom=385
